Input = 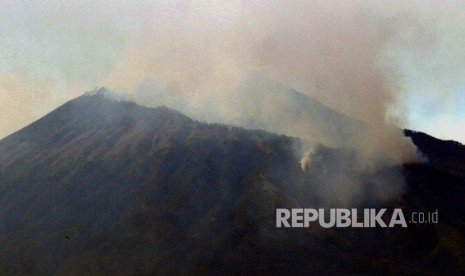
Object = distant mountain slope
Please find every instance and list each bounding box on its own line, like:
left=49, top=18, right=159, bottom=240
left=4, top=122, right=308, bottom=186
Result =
left=134, top=74, right=366, bottom=147
left=0, top=91, right=464, bottom=274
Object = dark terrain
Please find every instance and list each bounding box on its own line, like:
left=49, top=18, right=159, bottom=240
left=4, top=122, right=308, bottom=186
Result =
left=0, top=91, right=464, bottom=275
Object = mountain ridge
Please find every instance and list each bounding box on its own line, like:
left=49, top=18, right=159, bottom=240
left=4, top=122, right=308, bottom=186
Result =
left=133, top=74, right=367, bottom=147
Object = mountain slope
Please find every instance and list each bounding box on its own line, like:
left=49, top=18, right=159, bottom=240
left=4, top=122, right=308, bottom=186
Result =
left=0, top=90, right=464, bottom=274
left=0, top=90, right=303, bottom=274
left=133, top=74, right=366, bottom=147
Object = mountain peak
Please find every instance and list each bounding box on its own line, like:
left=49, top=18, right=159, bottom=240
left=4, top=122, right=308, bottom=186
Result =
left=84, top=87, right=123, bottom=101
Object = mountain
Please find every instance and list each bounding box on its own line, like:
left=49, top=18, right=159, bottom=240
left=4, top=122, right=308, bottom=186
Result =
left=133, top=74, right=366, bottom=147
left=0, top=90, right=464, bottom=274
left=0, top=90, right=303, bottom=275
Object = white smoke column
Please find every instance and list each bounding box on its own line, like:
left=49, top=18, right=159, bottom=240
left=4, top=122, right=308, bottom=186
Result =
left=100, top=0, right=465, bottom=205
left=103, top=0, right=440, bottom=163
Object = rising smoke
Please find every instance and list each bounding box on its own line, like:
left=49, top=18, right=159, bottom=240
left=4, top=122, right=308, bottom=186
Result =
left=101, top=0, right=441, bottom=206
left=103, top=0, right=429, bottom=160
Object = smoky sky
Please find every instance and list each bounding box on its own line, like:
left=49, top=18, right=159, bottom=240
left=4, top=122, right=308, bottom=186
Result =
left=2, top=0, right=465, bottom=143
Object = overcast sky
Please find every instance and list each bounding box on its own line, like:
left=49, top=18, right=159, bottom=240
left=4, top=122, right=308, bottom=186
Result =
left=1, top=0, right=465, bottom=143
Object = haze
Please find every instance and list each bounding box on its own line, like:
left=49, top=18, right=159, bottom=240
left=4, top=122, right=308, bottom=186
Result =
left=1, top=0, right=465, bottom=144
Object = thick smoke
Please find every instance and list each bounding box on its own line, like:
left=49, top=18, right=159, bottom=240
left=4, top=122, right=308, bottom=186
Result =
left=101, top=0, right=437, bottom=205
left=104, top=1, right=427, bottom=154
left=101, top=0, right=454, bottom=205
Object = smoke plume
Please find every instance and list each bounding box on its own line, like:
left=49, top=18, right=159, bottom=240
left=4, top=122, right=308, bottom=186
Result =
left=103, top=1, right=430, bottom=150
left=101, top=0, right=444, bottom=205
